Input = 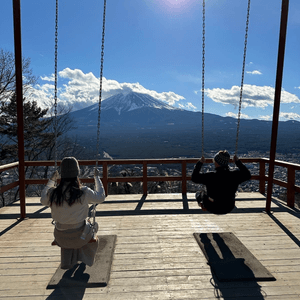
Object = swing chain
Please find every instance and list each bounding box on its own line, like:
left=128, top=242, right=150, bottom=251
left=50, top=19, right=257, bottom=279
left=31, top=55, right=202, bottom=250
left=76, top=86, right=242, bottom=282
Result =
left=93, top=0, right=107, bottom=236
left=96, top=0, right=106, bottom=169
left=54, top=0, right=59, bottom=169
left=235, top=0, right=251, bottom=156
left=201, top=0, right=205, bottom=157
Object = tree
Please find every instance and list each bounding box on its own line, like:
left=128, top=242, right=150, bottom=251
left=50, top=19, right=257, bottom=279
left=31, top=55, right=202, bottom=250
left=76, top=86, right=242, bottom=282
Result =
left=39, top=104, right=84, bottom=179
left=0, top=48, right=38, bottom=159
left=0, top=93, right=84, bottom=203
left=0, top=93, right=54, bottom=162
left=0, top=49, right=37, bottom=104
left=0, top=48, right=80, bottom=163
left=0, top=93, right=82, bottom=162
left=0, top=48, right=86, bottom=204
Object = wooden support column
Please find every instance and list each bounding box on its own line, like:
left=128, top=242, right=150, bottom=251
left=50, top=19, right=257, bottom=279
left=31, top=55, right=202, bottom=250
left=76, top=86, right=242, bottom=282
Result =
left=13, top=0, right=26, bottom=219
left=259, top=160, right=266, bottom=195
left=266, top=0, right=289, bottom=213
left=182, top=161, right=187, bottom=195
left=102, top=162, right=108, bottom=196
left=287, top=166, right=295, bottom=208
left=143, top=161, right=147, bottom=196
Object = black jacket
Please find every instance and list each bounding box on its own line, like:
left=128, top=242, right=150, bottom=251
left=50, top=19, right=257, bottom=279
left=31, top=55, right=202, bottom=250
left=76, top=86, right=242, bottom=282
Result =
left=191, top=160, right=251, bottom=203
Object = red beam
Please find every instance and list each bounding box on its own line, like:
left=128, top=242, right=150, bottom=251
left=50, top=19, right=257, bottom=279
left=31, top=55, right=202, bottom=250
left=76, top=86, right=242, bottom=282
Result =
left=13, top=0, right=26, bottom=219
left=287, top=166, right=295, bottom=208
left=1, top=157, right=297, bottom=215
left=266, top=0, right=289, bottom=213
left=0, top=181, right=19, bottom=193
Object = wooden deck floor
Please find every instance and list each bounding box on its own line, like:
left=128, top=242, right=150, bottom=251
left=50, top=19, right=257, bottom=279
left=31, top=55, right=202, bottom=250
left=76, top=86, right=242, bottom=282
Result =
left=1, top=192, right=300, bottom=299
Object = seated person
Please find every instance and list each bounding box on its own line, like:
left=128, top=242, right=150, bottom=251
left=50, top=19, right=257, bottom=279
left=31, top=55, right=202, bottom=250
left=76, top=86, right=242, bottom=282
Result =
left=40, top=157, right=106, bottom=269
left=191, top=150, right=251, bottom=214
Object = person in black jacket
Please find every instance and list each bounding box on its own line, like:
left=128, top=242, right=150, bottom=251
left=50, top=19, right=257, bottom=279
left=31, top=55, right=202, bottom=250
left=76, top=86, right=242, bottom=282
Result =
left=191, top=150, right=251, bottom=214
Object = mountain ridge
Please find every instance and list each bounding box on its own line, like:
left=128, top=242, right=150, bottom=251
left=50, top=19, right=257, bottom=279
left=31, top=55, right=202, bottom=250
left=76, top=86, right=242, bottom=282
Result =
left=67, top=92, right=300, bottom=159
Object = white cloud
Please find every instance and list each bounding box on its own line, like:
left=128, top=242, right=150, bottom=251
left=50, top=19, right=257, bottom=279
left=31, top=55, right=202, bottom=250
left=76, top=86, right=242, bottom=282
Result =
left=258, top=113, right=300, bottom=121
left=32, top=68, right=186, bottom=111
left=204, top=84, right=300, bottom=109
left=280, top=112, right=300, bottom=121
left=27, top=83, right=55, bottom=107
left=246, top=70, right=262, bottom=75
left=258, top=115, right=272, bottom=121
left=41, top=74, right=55, bottom=82
left=225, top=112, right=250, bottom=119
left=186, top=102, right=197, bottom=111
left=178, top=102, right=197, bottom=111
left=295, top=86, right=300, bottom=90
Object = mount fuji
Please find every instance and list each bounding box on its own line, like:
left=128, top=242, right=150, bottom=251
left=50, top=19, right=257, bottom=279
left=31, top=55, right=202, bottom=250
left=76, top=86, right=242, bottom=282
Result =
left=69, top=91, right=188, bottom=129
left=101, top=92, right=180, bottom=114
left=67, top=92, right=300, bottom=158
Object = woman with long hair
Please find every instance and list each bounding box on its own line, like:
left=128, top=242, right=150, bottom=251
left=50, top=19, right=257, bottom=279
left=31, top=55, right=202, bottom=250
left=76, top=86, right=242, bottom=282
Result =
left=40, top=157, right=106, bottom=269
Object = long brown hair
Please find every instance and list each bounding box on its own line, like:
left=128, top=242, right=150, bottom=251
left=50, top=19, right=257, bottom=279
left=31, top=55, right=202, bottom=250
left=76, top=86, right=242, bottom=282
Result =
left=50, top=177, right=84, bottom=206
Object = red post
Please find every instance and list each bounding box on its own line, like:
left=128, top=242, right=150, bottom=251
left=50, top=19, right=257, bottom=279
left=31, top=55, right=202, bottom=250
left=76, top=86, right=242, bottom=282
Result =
left=13, top=0, right=26, bottom=219
left=143, top=161, right=147, bottom=195
left=182, top=161, right=187, bottom=195
left=102, top=162, right=108, bottom=196
left=259, top=160, right=266, bottom=195
left=287, top=166, right=295, bottom=208
left=266, top=0, right=289, bottom=213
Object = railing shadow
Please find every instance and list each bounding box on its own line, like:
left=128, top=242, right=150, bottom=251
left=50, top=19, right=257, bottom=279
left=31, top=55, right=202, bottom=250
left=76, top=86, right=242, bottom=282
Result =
left=2, top=194, right=300, bottom=229
left=267, top=198, right=300, bottom=248
left=135, top=194, right=147, bottom=211
left=0, top=218, right=23, bottom=236
left=0, top=201, right=49, bottom=233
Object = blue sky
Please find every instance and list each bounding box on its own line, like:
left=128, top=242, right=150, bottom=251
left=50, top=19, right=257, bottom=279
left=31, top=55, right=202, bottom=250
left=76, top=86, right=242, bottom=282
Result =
left=2, top=0, right=300, bottom=121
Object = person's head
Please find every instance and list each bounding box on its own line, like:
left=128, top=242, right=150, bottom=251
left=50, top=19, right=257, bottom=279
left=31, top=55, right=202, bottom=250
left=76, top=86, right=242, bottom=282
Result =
left=213, top=150, right=230, bottom=168
left=50, top=157, right=83, bottom=206
left=60, top=157, right=80, bottom=179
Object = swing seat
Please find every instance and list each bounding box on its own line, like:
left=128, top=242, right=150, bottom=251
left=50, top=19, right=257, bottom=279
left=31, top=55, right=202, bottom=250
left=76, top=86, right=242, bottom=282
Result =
left=51, top=236, right=98, bottom=246
left=196, top=192, right=235, bottom=215
left=88, top=236, right=98, bottom=243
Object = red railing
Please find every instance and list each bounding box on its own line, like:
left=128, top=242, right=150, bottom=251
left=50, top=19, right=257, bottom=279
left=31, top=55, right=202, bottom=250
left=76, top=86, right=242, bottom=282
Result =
left=1, top=158, right=300, bottom=217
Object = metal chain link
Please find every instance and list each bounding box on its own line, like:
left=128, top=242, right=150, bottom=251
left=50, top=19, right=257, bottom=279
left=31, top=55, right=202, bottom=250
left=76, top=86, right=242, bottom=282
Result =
left=93, top=0, right=106, bottom=234
left=235, top=0, right=251, bottom=156
left=54, top=0, right=58, bottom=168
left=96, top=0, right=106, bottom=169
left=201, top=0, right=205, bottom=157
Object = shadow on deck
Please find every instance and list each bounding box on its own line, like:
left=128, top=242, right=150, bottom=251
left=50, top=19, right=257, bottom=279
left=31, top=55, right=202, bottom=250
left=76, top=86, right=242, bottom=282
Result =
left=1, top=192, right=300, bottom=219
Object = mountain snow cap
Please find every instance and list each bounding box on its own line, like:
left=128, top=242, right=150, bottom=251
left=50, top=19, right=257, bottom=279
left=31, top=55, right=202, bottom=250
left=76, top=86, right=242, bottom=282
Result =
left=101, top=92, right=181, bottom=115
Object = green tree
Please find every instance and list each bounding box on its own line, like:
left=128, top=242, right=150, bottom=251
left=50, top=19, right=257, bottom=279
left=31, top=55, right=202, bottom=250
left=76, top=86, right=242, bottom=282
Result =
left=0, top=93, right=82, bottom=204
left=0, top=93, right=54, bottom=161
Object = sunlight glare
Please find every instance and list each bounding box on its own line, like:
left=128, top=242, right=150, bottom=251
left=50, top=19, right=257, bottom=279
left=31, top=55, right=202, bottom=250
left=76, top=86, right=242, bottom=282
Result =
left=159, top=0, right=196, bottom=13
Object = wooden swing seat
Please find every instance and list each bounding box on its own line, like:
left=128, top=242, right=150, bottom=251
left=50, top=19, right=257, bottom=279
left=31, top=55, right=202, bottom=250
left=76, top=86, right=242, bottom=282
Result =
left=51, top=237, right=98, bottom=246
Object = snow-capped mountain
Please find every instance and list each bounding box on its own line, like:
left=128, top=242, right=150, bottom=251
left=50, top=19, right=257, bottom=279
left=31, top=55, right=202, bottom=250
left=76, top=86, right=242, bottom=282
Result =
left=67, top=91, right=300, bottom=159
left=70, top=91, right=188, bottom=127
left=101, top=92, right=181, bottom=115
